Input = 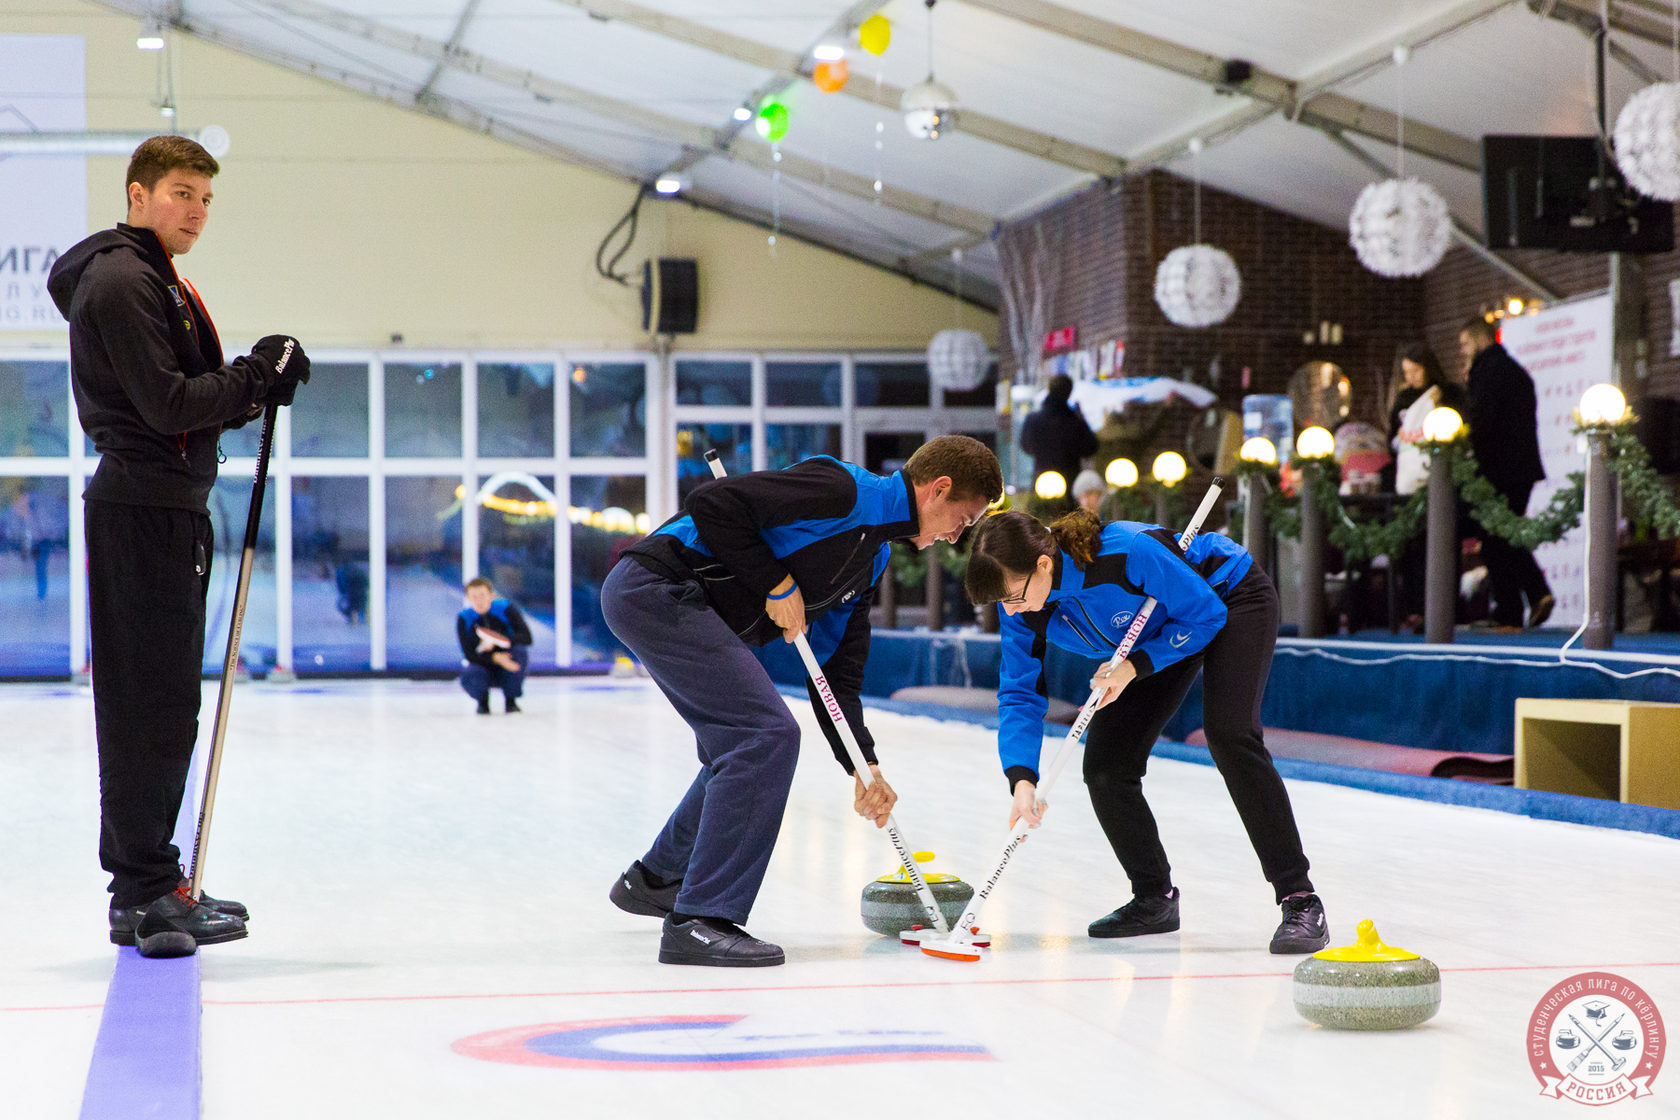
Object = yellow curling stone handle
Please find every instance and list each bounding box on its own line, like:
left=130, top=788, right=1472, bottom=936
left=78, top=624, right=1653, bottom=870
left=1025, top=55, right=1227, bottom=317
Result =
left=1313, top=919, right=1420, bottom=962
left=877, top=850, right=962, bottom=885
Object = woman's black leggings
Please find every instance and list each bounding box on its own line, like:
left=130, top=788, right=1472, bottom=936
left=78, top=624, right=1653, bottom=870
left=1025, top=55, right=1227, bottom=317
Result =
left=1081, top=568, right=1314, bottom=905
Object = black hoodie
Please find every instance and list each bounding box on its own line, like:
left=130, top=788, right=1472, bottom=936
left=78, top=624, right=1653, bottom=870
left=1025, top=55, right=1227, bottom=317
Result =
left=47, top=224, right=269, bottom=512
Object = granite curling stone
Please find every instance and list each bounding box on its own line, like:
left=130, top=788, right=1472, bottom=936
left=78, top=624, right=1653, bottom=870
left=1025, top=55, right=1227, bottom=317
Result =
left=1293, top=920, right=1441, bottom=1030
left=860, top=851, right=973, bottom=936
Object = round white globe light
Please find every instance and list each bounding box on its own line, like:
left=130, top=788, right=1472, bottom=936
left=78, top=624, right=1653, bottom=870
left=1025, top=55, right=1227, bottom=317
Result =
left=1579, top=383, right=1628, bottom=426
left=926, top=329, right=991, bottom=391
left=1151, top=451, right=1188, bottom=485
left=1295, top=425, right=1335, bottom=460
left=1421, top=406, right=1464, bottom=443
left=1348, top=178, right=1451, bottom=278
left=1153, top=244, right=1241, bottom=327
left=1034, top=470, right=1067, bottom=500
left=901, top=78, right=958, bottom=140
left=197, top=124, right=231, bottom=158
left=1105, top=457, right=1139, bottom=488
left=1614, top=82, right=1680, bottom=201
left=1239, top=436, right=1278, bottom=465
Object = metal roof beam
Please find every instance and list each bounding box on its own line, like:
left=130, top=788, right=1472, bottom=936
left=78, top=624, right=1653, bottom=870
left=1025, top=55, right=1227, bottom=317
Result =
left=416, top=0, right=485, bottom=104
left=185, top=0, right=993, bottom=234
left=549, top=0, right=1127, bottom=178
left=960, top=0, right=1486, bottom=172
left=82, top=0, right=995, bottom=299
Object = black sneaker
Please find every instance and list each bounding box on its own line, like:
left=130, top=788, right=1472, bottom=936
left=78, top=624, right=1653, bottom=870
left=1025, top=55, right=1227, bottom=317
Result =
left=177, top=868, right=249, bottom=920
left=476, top=697, right=491, bottom=715
left=505, top=697, right=520, bottom=713
left=1088, top=887, right=1180, bottom=938
left=111, top=887, right=247, bottom=957
left=609, top=860, right=681, bottom=918
left=1527, top=594, right=1556, bottom=630
left=1270, top=892, right=1329, bottom=954
left=658, top=915, right=784, bottom=967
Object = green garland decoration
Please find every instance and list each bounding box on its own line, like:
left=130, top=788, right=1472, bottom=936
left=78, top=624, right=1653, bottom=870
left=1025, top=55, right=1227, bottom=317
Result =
left=888, top=539, right=967, bottom=590
left=1441, top=441, right=1584, bottom=549
left=1231, top=424, right=1680, bottom=554
left=1601, top=423, right=1680, bottom=538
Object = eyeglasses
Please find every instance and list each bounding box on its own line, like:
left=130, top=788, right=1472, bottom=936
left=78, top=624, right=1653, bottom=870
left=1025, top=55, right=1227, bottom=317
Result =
left=996, top=567, right=1036, bottom=607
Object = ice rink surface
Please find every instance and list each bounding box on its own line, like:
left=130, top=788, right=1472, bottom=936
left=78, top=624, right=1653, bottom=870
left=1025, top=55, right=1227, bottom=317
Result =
left=3, top=677, right=1677, bottom=1119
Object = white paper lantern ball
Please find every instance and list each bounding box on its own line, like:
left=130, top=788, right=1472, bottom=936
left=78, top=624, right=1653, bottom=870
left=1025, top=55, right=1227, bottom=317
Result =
left=926, top=329, right=991, bottom=391
left=1614, top=82, right=1680, bottom=201
left=1153, top=244, right=1241, bottom=327
left=1348, top=178, right=1451, bottom=278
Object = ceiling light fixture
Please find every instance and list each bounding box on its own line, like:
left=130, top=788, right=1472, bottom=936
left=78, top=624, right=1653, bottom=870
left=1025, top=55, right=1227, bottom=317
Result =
left=137, top=15, right=164, bottom=50
left=653, top=174, right=688, bottom=195
left=812, top=43, right=846, bottom=62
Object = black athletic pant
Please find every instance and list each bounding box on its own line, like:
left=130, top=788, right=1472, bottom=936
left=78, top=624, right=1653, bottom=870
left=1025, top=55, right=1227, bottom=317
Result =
left=85, top=500, right=214, bottom=909
left=1479, top=481, right=1552, bottom=626
left=1081, top=568, right=1314, bottom=905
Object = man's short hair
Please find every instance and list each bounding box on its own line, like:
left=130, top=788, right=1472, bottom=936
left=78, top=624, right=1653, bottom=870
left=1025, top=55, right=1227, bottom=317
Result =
left=465, top=576, right=493, bottom=593
left=1461, top=315, right=1496, bottom=347
left=125, top=135, right=219, bottom=208
left=903, top=434, right=1004, bottom=503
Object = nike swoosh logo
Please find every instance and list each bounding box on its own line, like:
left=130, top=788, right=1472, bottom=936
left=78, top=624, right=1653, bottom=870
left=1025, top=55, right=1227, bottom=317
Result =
left=1169, top=631, right=1190, bottom=647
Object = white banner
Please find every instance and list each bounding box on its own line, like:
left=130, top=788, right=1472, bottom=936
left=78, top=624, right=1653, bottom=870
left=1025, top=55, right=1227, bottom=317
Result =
left=0, top=35, right=86, bottom=331
left=1496, top=294, right=1612, bottom=630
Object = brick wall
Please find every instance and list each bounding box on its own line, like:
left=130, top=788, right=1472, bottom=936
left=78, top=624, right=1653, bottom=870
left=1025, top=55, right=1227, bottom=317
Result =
left=997, top=170, right=1428, bottom=435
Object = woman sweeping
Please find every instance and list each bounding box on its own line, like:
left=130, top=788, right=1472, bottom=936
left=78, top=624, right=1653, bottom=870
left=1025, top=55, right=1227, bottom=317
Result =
left=964, top=507, right=1330, bottom=953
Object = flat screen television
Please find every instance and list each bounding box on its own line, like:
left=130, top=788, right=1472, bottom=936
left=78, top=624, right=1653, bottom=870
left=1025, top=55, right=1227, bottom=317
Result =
left=1482, top=134, right=1673, bottom=253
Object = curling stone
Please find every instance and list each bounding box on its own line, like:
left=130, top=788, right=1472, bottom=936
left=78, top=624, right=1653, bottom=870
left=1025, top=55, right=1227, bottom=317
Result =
left=860, top=851, right=973, bottom=936
left=1293, top=920, right=1440, bottom=1031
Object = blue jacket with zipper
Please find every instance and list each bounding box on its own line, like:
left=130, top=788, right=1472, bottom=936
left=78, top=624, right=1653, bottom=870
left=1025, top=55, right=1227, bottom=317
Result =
left=623, top=455, right=917, bottom=771
left=997, top=521, right=1252, bottom=787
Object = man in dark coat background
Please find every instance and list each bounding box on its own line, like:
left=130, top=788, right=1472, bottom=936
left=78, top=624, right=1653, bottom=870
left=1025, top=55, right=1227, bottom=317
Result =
left=1019, top=374, right=1097, bottom=508
left=1460, top=316, right=1555, bottom=629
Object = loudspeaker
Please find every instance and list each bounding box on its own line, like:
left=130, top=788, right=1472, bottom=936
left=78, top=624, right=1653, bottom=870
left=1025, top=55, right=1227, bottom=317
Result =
left=641, top=257, right=699, bottom=334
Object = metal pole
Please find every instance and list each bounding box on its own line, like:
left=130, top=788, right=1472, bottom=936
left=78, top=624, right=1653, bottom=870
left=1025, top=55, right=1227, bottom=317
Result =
left=1298, top=466, right=1327, bottom=638
left=880, top=560, right=898, bottom=629
left=1242, top=473, right=1269, bottom=571
left=1425, top=448, right=1457, bottom=644
left=1585, top=434, right=1618, bottom=649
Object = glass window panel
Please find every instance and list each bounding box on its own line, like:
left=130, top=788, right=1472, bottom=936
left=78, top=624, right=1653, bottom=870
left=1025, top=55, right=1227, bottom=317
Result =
left=568, top=362, right=646, bottom=458
left=385, top=362, right=462, bottom=457
left=203, top=476, right=277, bottom=673
left=766, top=360, right=842, bottom=407
left=0, top=476, right=71, bottom=674
left=854, top=361, right=929, bottom=407
left=478, top=362, right=555, bottom=457
left=942, top=366, right=999, bottom=408
left=766, top=424, right=841, bottom=471
left=477, top=472, right=556, bottom=669
left=675, top=359, right=750, bottom=406
left=569, top=474, right=645, bottom=667
left=676, top=422, right=750, bottom=506
left=292, top=363, right=370, bottom=457
left=0, top=361, right=69, bottom=457
left=385, top=476, right=464, bottom=669
left=292, top=476, right=370, bottom=671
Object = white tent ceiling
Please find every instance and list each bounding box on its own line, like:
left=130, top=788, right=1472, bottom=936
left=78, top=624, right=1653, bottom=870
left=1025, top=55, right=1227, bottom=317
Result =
left=84, top=0, right=1680, bottom=306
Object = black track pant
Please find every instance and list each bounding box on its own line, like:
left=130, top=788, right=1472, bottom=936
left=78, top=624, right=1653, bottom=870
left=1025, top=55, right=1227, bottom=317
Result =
left=1479, top=481, right=1552, bottom=626
left=1081, top=568, right=1314, bottom=905
left=86, top=500, right=213, bottom=909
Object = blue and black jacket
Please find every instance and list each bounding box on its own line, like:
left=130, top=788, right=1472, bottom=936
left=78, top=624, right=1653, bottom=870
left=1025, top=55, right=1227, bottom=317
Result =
left=997, top=521, right=1252, bottom=789
left=624, top=455, right=919, bottom=771
left=457, top=598, right=533, bottom=668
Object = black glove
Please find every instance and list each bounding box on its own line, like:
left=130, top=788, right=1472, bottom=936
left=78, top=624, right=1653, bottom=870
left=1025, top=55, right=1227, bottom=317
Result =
left=251, top=334, right=311, bottom=406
